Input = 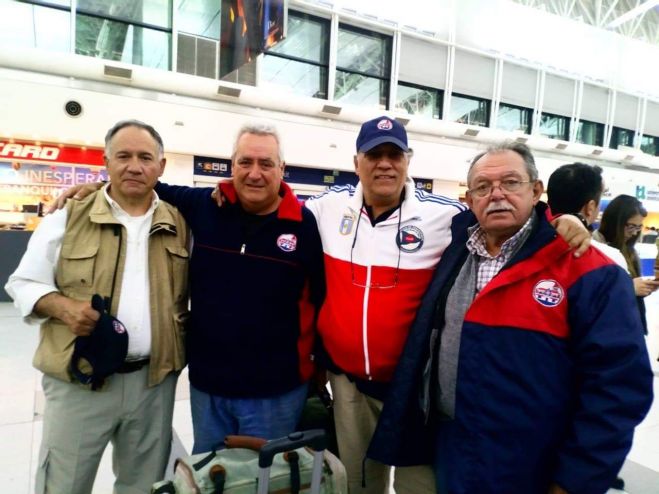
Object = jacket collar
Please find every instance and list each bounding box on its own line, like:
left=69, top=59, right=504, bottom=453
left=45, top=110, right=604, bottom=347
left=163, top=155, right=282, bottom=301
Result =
left=348, top=177, right=418, bottom=222
left=219, top=180, right=303, bottom=222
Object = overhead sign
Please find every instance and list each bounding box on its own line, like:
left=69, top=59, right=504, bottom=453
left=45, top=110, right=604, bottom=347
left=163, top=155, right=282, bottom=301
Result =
left=0, top=162, right=107, bottom=186
left=0, top=139, right=104, bottom=165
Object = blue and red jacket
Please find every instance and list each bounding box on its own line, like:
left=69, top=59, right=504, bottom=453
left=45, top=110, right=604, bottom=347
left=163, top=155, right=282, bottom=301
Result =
left=368, top=203, right=653, bottom=494
left=155, top=181, right=324, bottom=398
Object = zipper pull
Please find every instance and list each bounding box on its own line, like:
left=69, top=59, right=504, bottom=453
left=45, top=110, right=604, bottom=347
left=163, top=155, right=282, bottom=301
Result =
left=240, top=243, right=246, bottom=255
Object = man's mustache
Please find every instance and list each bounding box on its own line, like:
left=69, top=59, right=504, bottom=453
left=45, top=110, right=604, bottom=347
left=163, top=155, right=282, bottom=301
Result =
left=485, top=202, right=514, bottom=214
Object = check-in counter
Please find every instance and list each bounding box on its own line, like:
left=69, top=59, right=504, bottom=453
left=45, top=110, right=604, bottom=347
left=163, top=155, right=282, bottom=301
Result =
left=1, top=230, right=31, bottom=302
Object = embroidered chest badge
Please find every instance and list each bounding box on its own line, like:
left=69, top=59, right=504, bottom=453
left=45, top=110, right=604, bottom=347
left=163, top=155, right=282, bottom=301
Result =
left=397, top=225, right=424, bottom=253
left=339, top=213, right=355, bottom=235
left=533, top=279, right=564, bottom=307
left=277, top=234, right=298, bottom=252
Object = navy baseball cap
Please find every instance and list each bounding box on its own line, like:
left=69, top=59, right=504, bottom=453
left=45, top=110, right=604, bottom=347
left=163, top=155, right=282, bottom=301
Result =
left=70, top=294, right=128, bottom=390
left=356, top=116, right=408, bottom=153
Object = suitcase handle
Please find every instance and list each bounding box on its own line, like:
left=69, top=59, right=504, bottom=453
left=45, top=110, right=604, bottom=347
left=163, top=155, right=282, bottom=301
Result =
left=258, top=430, right=327, bottom=468
left=224, top=435, right=267, bottom=451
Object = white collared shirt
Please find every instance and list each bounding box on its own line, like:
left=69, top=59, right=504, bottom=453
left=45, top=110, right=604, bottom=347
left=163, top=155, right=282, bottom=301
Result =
left=5, top=185, right=158, bottom=359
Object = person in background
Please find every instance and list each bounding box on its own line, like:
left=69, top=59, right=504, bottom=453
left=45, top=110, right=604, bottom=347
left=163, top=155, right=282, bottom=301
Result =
left=5, top=120, right=190, bottom=494
left=593, top=194, right=659, bottom=333
left=546, top=163, right=627, bottom=271
left=369, top=142, right=653, bottom=494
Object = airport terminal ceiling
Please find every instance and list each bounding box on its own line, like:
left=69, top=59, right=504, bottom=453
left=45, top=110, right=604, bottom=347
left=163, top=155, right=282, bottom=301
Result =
left=514, top=0, right=659, bottom=45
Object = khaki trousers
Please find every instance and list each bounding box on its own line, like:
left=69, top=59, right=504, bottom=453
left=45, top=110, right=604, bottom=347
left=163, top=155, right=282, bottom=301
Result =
left=36, top=368, right=177, bottom=494
left=329, top=372, right=436, bottom=494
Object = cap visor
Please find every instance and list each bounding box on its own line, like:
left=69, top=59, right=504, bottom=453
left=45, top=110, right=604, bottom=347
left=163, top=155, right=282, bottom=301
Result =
left=358, top=136, right=408, bottom=153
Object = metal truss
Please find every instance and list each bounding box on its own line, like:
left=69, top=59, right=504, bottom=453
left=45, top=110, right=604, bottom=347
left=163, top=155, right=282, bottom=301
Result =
left=514, top=0, right=659, bottom=45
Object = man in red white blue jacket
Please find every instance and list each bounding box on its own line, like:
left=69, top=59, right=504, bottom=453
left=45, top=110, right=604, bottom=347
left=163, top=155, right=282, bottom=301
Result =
left=368, top=141, right=653, bottom=494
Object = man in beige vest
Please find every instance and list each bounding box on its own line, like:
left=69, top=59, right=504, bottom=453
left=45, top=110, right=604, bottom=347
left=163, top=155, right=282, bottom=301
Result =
left=5, top=120, right=189, bottom=494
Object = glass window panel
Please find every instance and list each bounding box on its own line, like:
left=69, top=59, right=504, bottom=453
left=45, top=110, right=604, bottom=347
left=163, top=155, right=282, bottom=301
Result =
left=610, top=127, right=635, bottom=149
left=396, top=83, right=441, bottom=119
left=641, top=135, right=658, bottom=156
left=334, top=70, right=388, bottom=109
left=539, top=113, right=569, bottom=140
left=76, top=15, right=170, bottom=69
left=576, top=120, right=604, bottom=146
left=176, top=0, right=220, bottom=39
left=450, top=94, right=490, bottom=127
left=77, top=0, right=171, bottom=28
left=267, top=11, right=329, bottom=64
left=0, top=3, right=70, bottom=52
left=261, top=55, right=327, bottom=99
left=496, top=103, right=531, bottom=133
left=337, top=25, right=391, bottom=77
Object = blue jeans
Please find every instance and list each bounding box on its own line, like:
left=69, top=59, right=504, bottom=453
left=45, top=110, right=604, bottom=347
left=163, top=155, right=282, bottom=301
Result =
left=190, top=382, right=309, bottom=454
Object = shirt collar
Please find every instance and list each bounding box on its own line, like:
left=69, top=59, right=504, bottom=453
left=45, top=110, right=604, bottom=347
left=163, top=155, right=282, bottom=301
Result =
left=466, top=213, right=536, bottom=259
left=102, top=183, right=159, bottom=219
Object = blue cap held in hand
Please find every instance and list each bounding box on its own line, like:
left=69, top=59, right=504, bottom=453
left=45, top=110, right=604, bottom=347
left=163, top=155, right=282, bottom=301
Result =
left=69, top=294, right=128, bottom=390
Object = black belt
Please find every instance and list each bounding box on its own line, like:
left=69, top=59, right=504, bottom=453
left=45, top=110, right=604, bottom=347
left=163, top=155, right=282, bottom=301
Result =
left=116, top=358, right=150, bottom=374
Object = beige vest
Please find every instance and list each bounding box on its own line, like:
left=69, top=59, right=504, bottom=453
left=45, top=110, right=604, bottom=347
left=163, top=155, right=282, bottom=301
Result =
left=33, top=191, right=190, bottom=387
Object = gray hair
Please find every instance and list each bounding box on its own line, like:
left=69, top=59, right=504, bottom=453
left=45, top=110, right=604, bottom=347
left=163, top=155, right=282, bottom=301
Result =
left=104, top=119, right=164, bottom=159
left=467, top=141, right=538, bottom=185
left=232, top=122, right=284, bottom=163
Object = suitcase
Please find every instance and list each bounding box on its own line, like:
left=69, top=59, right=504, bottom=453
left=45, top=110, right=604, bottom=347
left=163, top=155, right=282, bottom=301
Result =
left=151, top=429, right=347, bottom=494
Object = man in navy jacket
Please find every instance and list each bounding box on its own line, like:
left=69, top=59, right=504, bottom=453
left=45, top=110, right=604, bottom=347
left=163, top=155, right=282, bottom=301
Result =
left=369, top=142, right=653, bottom=494
left=154, top=123, right=325, bottom=453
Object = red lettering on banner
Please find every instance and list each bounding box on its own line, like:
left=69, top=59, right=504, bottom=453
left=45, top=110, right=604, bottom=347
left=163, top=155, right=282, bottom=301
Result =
left=0, top=139, right=104, bottom=165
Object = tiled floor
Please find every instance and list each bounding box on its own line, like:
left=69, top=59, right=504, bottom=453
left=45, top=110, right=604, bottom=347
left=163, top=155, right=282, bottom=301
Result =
left=1, top=298, right=659, bottom=494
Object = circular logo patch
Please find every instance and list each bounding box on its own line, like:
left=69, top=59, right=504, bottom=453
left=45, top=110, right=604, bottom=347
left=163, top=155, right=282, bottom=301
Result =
left=532, top=279, right=564, bottom=307
left=277, top=233, right=298, bottom=252
left=113, top=320, right=127, bottom=334
left=397, top=225, right=424, bottom=253
left=377, top=119, right=393, bottom=130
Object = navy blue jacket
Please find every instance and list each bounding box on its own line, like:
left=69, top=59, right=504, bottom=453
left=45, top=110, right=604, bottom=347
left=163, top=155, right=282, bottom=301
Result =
left=156, top=181, right=324, bottom=397
left=368, top=204, right=653, bottom=494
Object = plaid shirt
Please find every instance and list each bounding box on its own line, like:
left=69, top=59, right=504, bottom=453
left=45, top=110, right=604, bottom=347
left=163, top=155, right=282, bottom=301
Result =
left=466, top=214, right=536, bottom=292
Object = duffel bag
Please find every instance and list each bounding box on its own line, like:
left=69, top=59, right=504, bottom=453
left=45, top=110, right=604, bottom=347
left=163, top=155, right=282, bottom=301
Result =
left=152, top=430, right=346, bottom=494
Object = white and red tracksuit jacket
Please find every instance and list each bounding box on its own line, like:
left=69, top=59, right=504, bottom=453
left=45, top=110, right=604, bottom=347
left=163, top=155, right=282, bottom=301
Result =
left=305, top=179, right=466, bottom=383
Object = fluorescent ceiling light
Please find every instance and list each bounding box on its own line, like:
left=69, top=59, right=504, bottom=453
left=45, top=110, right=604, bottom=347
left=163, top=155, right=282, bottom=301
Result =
left=607, top=0, right=659, bottom=28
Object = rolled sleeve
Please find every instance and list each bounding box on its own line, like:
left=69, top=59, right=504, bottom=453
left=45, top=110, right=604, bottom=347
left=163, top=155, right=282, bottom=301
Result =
left=4, top=209, right=67, bottom=324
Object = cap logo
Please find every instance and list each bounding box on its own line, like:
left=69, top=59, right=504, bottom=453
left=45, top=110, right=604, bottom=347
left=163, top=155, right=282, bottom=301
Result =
left=277, top=233, right=298, bottom=252
left=113, top=320, right=127, bottom=334
left=377, top=119, right=393, bottom=131
left=397, top=225, right=424, bottom=253
left=532, top=279, right=564, bottom=307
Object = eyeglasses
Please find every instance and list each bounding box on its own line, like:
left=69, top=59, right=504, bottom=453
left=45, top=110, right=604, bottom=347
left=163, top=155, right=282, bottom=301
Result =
left=467, top=179, right=533, bottom=198
left=350, top=204, right=401, bottom=289
left=625, top=223, right=643, bottom=233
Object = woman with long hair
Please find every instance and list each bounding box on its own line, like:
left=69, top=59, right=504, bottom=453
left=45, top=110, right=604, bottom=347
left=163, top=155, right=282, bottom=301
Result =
left=594, top=194, right=658, bottom=332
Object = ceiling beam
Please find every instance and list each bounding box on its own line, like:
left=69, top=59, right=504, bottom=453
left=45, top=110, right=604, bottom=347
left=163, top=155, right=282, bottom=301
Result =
left=607, top=0, right=659, bottom=28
